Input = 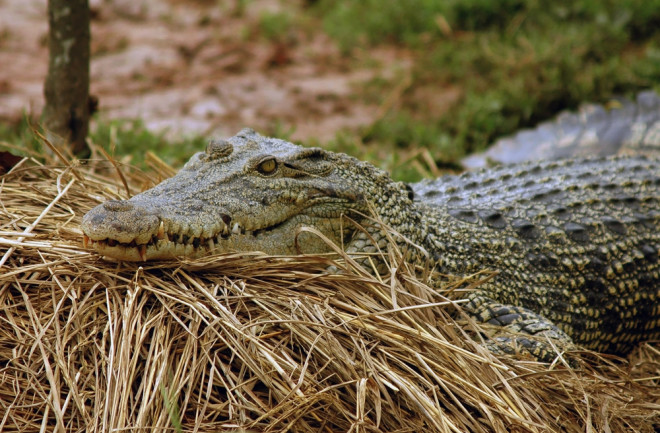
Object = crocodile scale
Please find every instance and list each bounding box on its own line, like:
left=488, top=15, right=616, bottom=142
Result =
left=413, top=156, right=660, bottom=355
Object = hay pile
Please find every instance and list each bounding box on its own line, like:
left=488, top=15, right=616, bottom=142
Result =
left=1, top=144, right=659, bottom=433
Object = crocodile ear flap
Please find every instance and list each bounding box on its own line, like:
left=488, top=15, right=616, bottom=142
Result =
left=289, top=148, right=334, bottom=175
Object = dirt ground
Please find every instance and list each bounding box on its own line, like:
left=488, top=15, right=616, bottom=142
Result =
left=0, top=0, right=409, bottom=142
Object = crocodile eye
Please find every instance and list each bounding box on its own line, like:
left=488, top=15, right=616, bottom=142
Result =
left=257, top=158, right=277, bottom=175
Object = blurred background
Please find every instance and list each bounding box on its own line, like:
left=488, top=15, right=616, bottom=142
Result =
left=1, top=0, right=659, bottom=180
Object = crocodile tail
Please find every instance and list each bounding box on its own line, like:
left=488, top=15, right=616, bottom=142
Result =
left=462, top=90, right=660, bottom=169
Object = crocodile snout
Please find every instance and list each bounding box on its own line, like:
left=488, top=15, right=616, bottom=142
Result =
left=82, top=200, right=161, bottom=245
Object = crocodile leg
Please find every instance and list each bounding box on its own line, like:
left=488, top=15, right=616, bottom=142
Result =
left=464, top=294, right=576, bottom=363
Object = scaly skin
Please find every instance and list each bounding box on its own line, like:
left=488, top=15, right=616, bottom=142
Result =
left=463, top=90, right=660, bottom=168
left=83, top=132, right=413, bottom=261
left=413, top=157, right=660, bottom=356
left=83, top=127, right=660, bottom=361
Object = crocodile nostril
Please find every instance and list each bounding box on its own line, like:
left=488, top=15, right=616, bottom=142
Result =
left=103, top=200, right=134, bottom=212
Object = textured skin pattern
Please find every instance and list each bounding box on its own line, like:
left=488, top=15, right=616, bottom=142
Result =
left=82, top=99, right=660, bottom=360
left=463, top=91, right=660, bottom=169
left=413, top=157, right=660, bottom=355
left=82, top=129, right=416, bottom=261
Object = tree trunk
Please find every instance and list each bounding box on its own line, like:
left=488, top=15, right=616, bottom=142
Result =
left=42, top=0, right=91, bottom=155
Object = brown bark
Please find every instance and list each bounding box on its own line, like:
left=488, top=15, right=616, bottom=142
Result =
left=42, top=0, right=91, bottom=155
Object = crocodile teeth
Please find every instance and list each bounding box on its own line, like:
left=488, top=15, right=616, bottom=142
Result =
left=207, top=238, right=215, bottom=250
left=138, top=245, right=147, bottom=261
left=170, top=222, right=182, bottom=239
left=201, top=225, right=216, bottom=240
left=222, top=224, right=229, bottom=235
left=157, top=221, right=165, bottom=239
left=232, top=222, right=242, bottom=234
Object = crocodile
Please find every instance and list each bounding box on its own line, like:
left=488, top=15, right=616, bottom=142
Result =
left=463, top=90, right=660, bottom=168
left=82, top=98, right=660, bottom=362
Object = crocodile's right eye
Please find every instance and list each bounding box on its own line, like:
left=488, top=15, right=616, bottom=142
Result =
left=256, top=158, right=278, bottom=175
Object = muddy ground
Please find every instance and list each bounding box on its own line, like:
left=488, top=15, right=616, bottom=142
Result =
left=0, top=0, right=421, bottom=143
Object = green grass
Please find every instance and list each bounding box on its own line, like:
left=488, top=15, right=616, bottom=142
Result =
left=0, top=117, right=206, bottom=169
left=91, top=119, right=206, bottom=167
left=257, top=10, right=293, bottom=41
left=2, top=0, right=660, bottom=183
left=315, top=0, right=660, bottom=49
left=0, top=116, right=44, bottom=151
left=159, top=371, right=183, bottom=433
left=313, top=0, right=660, bottom=179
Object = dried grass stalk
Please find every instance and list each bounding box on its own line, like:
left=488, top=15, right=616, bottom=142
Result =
left=0, top=146, right=658, bottom=432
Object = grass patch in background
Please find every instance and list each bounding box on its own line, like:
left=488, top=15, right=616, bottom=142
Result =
left=91, top=119, right=206, bottom=167
left=314, top=0, right=660, bottom=180
left=257, top=10, right=293, bottom=41
left=0, top=117, right=206, bottom=170
left=2, top=0, right=660, bottom=183
left=0, top=116, right=43, bottom=153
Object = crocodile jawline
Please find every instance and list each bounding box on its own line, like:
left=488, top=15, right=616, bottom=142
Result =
left=84, top=217, right=288, bottom=261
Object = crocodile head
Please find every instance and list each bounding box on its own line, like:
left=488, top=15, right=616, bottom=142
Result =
left=82, top=128, right=416, bottom=261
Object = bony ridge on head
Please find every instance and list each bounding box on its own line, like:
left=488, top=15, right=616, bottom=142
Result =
left=205, top=139, right=234, bottom=160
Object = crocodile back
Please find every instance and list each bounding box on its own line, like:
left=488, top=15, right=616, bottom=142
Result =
left=412, top=156, right=660, bottom=353
left=463, top=91, right=660, bottom=169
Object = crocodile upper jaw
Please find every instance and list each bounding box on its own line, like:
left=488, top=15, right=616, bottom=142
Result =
left=82, top=197, right=349, bottom=261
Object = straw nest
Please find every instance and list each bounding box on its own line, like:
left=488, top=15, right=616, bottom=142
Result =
left=1, top=141, right=659, bottom=433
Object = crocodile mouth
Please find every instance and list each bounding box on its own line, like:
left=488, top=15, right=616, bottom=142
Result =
left=83, top=217, right=288, bottom=261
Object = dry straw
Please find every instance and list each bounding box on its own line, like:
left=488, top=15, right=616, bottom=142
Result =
left=0, top=140, right=658, bottom=432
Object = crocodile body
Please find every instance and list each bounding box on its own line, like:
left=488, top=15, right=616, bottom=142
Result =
left=83, top=99, right=660, bottom=360
left=463, top=90, right=660, bottom=168
left=413, top=157, right=660, bottom=354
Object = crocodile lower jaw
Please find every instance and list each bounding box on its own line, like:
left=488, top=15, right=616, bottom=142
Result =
left=84, top=234, right=257, bottom=261
left=84, top=237, right=189, bottom=261
left=83, top=219, right=285, bottom=261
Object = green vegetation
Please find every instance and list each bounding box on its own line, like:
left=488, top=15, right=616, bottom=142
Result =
left=0, top=117, right=206, bottom=169
left=91, top=119, right=206, bottom=166
left=160, top=371, right=183, bottom=433
left=0, top=116, right=43, bottom=153
left=315, top=0, right=660, bottom=177
left=1, top=0, right=659, bottom=182
left=257, top=10, right=293, bottom=41
left=316, top=0, right=660, bottom=48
